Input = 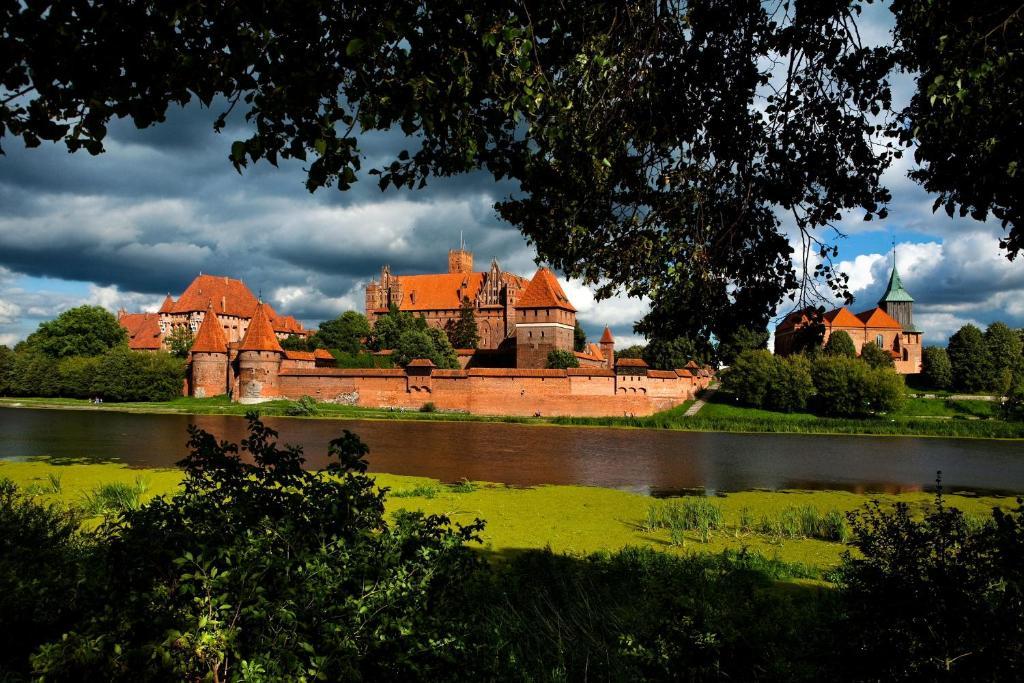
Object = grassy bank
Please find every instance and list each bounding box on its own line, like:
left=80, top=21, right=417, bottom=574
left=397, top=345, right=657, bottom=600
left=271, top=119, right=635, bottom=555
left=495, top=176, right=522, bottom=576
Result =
left=2, top=459, right=1017, bottom=572
left=3, top=391, right=1023, bottom=439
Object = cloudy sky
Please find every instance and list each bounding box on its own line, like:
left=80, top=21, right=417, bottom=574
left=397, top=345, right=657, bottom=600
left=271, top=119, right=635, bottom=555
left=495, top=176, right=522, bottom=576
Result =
left=0, top=6, right=1020, bottom=349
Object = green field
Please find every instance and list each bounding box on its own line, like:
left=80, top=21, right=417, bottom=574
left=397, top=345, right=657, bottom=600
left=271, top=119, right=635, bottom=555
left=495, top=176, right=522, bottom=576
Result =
left=2, top=458, right=1016, bottom=573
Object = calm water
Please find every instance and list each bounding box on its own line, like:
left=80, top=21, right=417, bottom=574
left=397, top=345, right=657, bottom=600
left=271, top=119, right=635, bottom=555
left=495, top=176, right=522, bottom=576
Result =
left=1, top=407, right=1023, bottom=495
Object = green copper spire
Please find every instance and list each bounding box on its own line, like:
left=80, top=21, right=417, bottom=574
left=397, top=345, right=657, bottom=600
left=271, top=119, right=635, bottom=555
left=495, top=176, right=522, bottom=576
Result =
left=880, top=262, right=914, bottom=303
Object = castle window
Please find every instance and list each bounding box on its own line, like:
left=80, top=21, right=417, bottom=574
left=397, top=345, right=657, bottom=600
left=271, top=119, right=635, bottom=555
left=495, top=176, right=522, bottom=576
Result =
left=876, top=334, right=884, bottom=347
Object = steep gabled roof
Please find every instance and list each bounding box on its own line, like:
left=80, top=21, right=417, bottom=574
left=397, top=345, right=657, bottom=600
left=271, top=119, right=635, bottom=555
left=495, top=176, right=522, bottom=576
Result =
left=600, top=326, right=614, bottom=344
left=879, top=264, right=914, bottom=303
left=191, top=307, right=229, bottom=354
left=857, top=307, right=903, bottom=329
left=824, top=307, right=864, bottom=329
left=238, top=302, right=283, bottom=352
left=173, top=274, right=260, bottom=318
left=119, top=313, right=162, bottom=350
left=516, top=268, right=576, bottom=311
left=158, top=294, right=176, bottom=314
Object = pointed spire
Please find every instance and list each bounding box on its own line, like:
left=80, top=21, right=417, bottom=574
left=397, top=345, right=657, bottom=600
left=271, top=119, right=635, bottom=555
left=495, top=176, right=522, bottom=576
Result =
left=158, top=293, right=175, bottom=314
left=879, top=261, right=914, bottom=303
left=239, top=302, right=283, bottom=352
left=600, top=326, right=614, bottom=344
left=191, top=305, right=229, bottom=354
left=517, top=267, right=577, bottom=311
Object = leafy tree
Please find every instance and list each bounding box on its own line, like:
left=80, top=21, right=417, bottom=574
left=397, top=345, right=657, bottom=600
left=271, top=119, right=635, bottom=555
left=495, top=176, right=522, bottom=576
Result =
left=615, top=345, right=645, bottom=360
left=722, top=350, right=813, bottom=413
left=368, top=305, right=417, bottom=352
left=446, top=298, right=480, bottom=349
left=891, top=1, right=1024, bottom=258
left=280, top=334, right=312, bottom=351
left=811, top=356, right=903, bottom=416
left=1003, top=379, right=1024, bottom=422
left=92, top=348, right=185, bottom=402
left=859, top=341, right=894, bottom=370
left=774, top=355, right=815, bottom=413
left=984, top=321, right=1022, bottom=394
left=318, top=311, right=371, bottom=354
left=165, top=326, right=194, bottom=358
left=7, top=350, right=60, bottom=397
left=392, top=328, right=458, bottom=369
left=56, top=356, right=101, bottom=398
left=947, top=324, right=992, bottom=393
left=0, top=345, right=13, bottom=395
left=642, top=337, right=708, bottom=371
left=573, top=321, right=587, bottom=353
left=716, top=326, right=770, bottom=366
left=823, top=331, right=857, bottom=359
left=546, top=349, right=579, bottom=369
left=2, top=2, right=900, bottom=341
left=921, top=346, right=953, bottom=390
left=23, top=306, right=127, bottom=358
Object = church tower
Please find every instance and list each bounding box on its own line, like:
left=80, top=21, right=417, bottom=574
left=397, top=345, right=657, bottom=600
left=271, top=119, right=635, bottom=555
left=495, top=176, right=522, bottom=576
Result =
left=878, top=254, right=917, bottom=332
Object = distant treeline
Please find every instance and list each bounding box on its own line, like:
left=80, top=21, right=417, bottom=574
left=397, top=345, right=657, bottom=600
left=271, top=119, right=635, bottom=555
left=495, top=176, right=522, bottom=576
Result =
left=0, top=306, right=183, bottom=402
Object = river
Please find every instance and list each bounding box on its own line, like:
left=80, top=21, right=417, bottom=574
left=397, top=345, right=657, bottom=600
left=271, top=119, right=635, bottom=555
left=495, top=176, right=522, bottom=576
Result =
left=1, top=407, right=1022, bottom=495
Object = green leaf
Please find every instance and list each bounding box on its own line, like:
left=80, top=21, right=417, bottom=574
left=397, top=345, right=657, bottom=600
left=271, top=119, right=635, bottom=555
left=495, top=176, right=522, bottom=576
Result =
left=346, top=38, right=365, bottom=56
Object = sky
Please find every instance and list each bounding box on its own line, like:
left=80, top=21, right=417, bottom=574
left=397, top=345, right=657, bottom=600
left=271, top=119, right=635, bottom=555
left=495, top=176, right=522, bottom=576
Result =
left=1, top=6, right=1021, bottom=350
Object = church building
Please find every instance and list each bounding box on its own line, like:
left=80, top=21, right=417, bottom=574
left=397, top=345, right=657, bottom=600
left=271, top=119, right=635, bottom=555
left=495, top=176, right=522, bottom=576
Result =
left=774, top=259, right=923, bottom=374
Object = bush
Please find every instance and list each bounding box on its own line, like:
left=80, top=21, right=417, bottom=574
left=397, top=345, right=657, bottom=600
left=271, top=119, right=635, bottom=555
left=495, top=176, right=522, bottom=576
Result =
left=722, top=350, right=813, bottom=412
left=285, top=395, right=318, bottom=416
left=859, top=340, right=894, bottom=369
left=546, top=348, right=579, bottom=369
left=839, top=493, right=1024, bottom=680
left=20, top=416, right=484, bottom=681
left=812, top=356, right=904, bottom=416
left=57, top=356, right=102, bottom=398
left=921, top=345, right=953, bottom=390
left=92, top=348, right=185, bottom=401
left=7, top=349, right=60, bottom=397
left=773, top=354, right=815, bottom=412
left=823, top=330, right=856, bottom=358
left=420, top=401, right=437, bottom=413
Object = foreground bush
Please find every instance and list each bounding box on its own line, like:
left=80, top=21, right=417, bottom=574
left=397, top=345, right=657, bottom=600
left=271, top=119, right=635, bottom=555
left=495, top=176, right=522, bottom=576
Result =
left=812, top=356, right=904, bottom=416
left=723, top=350, right=813, bottom=412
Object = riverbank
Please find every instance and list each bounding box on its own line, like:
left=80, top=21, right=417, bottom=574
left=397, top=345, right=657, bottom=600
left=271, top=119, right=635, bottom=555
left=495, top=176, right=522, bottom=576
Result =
left=2, top=458, right=1018, bottom=572
left=2, top=392, right=1023, bottom=439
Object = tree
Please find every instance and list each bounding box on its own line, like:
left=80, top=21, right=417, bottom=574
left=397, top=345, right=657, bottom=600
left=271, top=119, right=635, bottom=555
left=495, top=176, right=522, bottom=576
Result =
left=23, top=306, right=127, bottom=358
left=392, top=328, right=458, bottom=369
left=280, top=334, right=314, bottom=352
left=984, top=322, right=1022, bottom=394
left=921, top=346, right=953, bottom=390
left=891, top=1, right=1024, bottom=259
left=722, top=350, right=813, bottom=413
left=716, top=326, right=770, bottom=366
left=546, top=349, right=579, bottom=369
left=823, top=331, right=857, bottom=359
left=642, top=337, right=708, bottom=371
left=859, top=341, right=894, bottom=370
left=165, top=326, right=194, bottom=358
left=318, top=311, right=371, bottom=354
left=446, top=298, right=480, bottom=349
left=56, top=356, right=101, bottom=398
left=573, top=321, right=587, bottom=353
left=0, top=345, right=13, bottom=395
left=615, top=345, right=645, bottom=360
left=92, top=348, right=185, bottom=401
left=947, top=324, right=991, bottom=393
left=7, top=350, right=60, bottom=397
left=2, top=2, right=900, bottom=340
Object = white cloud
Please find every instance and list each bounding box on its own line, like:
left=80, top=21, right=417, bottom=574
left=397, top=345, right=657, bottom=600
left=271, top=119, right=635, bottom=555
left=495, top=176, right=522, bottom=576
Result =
left=0, top=298, right=20, bottom=324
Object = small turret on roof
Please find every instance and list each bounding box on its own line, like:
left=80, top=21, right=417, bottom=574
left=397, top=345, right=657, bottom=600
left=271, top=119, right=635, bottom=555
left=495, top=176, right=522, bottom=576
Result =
left=517, top=267, right=576, bottom=311
left=238, top=302, right=283, bottom=352
left=600, top=326, right=614, bottom=344
left=191, top=305, right=229, bottom=354
left=879, top=263, right=914, bottom=303
left=158, top=294, right=175, bottom=314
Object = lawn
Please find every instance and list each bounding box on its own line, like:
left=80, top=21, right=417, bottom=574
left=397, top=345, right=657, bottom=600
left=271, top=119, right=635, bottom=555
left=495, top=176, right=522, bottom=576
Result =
left=2, top=459, right=1017, bottom=573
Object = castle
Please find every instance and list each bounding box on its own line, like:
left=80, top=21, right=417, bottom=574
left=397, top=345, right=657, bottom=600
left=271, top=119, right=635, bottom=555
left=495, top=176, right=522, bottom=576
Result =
left=774, top=260, right=923, bottom=374
left=118, top=274, right=309, bottom=352
left=125, top=250, right=712, bottom=415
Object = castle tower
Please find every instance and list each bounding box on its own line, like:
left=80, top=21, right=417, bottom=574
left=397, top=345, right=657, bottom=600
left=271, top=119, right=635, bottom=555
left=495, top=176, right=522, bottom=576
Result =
left=235, top=301, right=284, bottom=403
left=189, top=304, right=229, bottom=398
left=515, top=267, right=577, bottom=368
left=448, top=242, right=473, bottom=274
left=878, top=254, right=917, bottom=332
left=599, top=326, right=615, bottom=369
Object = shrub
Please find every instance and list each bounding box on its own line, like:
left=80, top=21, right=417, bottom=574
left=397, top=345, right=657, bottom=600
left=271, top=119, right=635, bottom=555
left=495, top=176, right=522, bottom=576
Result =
left=772, top=354, right=815, bottom=412
left=921, top=345, right=953, bottom=390
left=92, top=347, right=185, bottom=401
left=285, top=395, right=318, bottom=416
left=56, top=356, right=102, bottom=398
left=859, top=340, right=894, bottom=369
left=1003, top=380, right=1024, bottom=422
left=723, top=350, right=813, bottom=412
left=7, top=350, right=60, bottom=397
left=420, top=401, right=437, bottom=413
left=823, top=330, right=856, bottom=358
left=811, top=356, right=904, bottom=416
left=546, top=349, right=579, bottom=369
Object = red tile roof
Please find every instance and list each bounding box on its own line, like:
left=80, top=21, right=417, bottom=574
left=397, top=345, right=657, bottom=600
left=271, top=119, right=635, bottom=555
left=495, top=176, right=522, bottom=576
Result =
left=675, top=369, right=693, bottom=378
left=616, top=358, right=649, bottom=367
left=685, top=360, right=700, bottom=369
left=600, top=326, right=614, bottom=343
left=313, top=349, right=334, bottom=360
left=856, top=307, right=903, bottom=329
left=387, top=271, right=530, bottom=312
left=119, top=312, right=162, bottom=350
left=406, top=358, right=436, bottom=367
left=283, top=350, right=316, bottom=361
left=172, top=274, right=306, bottom=334
left=158, top=295, right=175, bottom=314
left=516, top=268, right=576, bottom=311
left=824, top=307, right=864, bottom=329
left=238, top=302, right=283, bottom=352
left=567, top=368, right=615, bottom=377
left=191, top=307, right=228, bottom=354
left=648, top=370, right=678, bottom=379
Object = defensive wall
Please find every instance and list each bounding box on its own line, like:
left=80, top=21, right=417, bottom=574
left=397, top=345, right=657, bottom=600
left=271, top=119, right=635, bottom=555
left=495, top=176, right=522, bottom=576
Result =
left=270, top=365, right=711, bottom=417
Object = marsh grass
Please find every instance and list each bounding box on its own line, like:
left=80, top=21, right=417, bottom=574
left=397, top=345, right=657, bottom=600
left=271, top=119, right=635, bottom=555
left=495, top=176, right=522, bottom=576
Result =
left=80, top=476, right=150, bottom=516
left=448, top=479, right=477, bottom=494
left=757, top=506, right=849, bottom=542
left=644, top=500, right=848, bottom=544
left=642, top=497, right=725, bottom=543
left=390, top=484, right=443, bottom=499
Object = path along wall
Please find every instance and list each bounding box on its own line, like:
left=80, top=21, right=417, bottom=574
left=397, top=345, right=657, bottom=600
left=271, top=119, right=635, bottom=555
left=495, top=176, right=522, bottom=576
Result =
left=276, top=367, right=705, bottom=417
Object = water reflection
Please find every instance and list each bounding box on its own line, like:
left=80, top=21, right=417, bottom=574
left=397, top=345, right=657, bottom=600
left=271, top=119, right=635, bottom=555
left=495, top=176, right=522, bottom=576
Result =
left=1, top=407, right=1022, bottom=495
